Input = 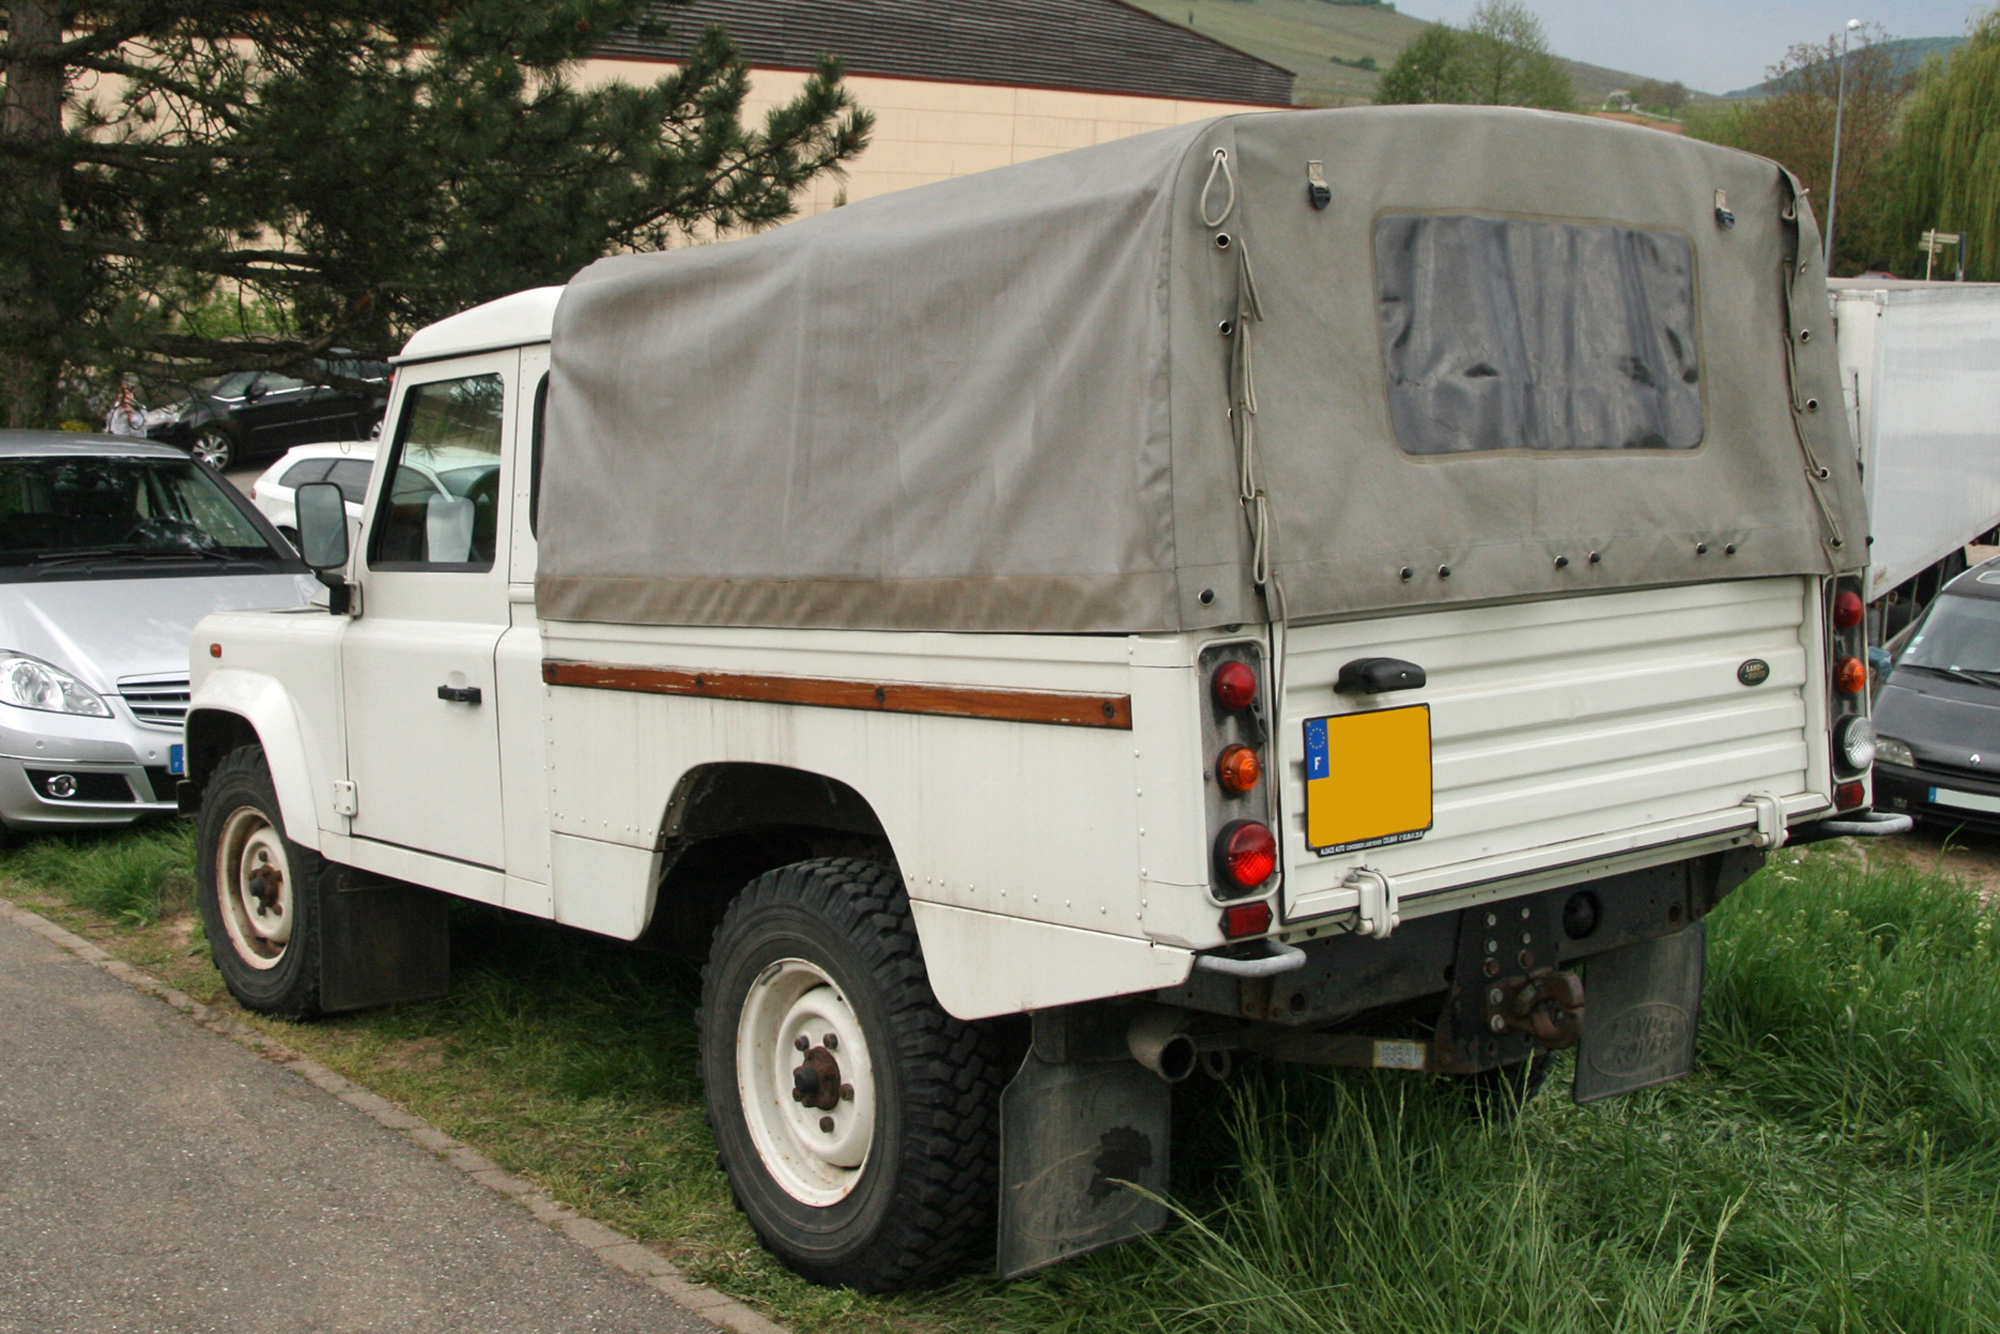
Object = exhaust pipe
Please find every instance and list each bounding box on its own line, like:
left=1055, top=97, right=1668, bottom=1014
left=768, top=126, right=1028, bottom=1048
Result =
left=1127, top=1005, right=1198, bottom=1082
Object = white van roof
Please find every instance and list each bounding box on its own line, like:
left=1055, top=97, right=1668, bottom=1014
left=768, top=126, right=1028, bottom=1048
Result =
left=395, top=286, right=562, bottom=364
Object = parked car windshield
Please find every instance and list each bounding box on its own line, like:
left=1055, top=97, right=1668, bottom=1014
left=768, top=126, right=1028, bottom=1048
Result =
left=1898, top=593, right=2000, bottom=675
left=0, top=454, right=295, bottom=579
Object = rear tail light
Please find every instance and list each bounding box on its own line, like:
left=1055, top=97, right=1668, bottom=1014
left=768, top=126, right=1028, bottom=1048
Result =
left=1833, top=589, right=1865, bottom=630
left=1221, top=900, right=1272, bottom=938
left=1834, top=656, right=1867, bottom=695
left=1212, top=660, right=1257, bottom=711
left=1835, top=781, right=1866, bottom=811
left=1216, top=744, right=1261, bottom=793
left=1215, top=820, right=1276, bottom=890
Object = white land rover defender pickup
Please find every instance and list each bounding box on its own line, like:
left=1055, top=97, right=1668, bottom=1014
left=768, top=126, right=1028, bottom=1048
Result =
left=180, top=107, right=1905, bottom=1289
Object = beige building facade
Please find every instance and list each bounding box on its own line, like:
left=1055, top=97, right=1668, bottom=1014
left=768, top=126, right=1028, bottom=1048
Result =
left=584, top=0, right=1295, bottom=216
left=583, top=59, right=1286, bottom=215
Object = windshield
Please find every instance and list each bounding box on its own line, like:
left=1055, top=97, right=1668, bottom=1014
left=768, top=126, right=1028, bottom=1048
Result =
left=0, top=454, right=293, bottom=577
left=1897, top=593, right=2000, bottom=676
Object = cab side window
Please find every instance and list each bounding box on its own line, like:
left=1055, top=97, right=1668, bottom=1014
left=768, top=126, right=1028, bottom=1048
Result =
left=370, top=374, right=505, bottom=570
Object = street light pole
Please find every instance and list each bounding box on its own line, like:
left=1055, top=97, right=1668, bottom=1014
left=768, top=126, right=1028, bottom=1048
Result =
left=1824, top=18, right=1862, bottom=269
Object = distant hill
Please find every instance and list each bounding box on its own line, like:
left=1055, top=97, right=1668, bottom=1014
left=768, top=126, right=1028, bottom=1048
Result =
left=1720, top=36, right=1965, bottom=100
left=1121, top=0, right=1700, bottom=107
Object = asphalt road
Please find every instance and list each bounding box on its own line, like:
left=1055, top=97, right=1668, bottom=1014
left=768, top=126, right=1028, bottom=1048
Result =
left=0, top=910, right=720, bottom=1334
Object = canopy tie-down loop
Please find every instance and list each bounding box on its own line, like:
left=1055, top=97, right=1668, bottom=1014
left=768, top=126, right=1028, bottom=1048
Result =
left=1199, top=147, right=1237, bottom=228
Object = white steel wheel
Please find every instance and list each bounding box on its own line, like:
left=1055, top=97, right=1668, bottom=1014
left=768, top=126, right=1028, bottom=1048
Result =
left=736, top=958, right=878, bottom=1206
left=214, top=804, right=294, bottom=969
left=195, top=744, right=325, bottom=1017
left=699, top=857, right=1003, bottom=1291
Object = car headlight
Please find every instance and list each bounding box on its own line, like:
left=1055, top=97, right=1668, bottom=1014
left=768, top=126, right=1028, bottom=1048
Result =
left=1874, top=735, right=1915, bottom=768
left=0, top=653, right=112, bottom=717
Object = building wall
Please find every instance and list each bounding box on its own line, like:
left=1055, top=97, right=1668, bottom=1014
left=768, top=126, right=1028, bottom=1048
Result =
left=579, top=59, right=1284, bottom=215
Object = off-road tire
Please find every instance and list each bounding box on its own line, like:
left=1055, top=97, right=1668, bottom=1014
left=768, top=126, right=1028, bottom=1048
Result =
left=196, top=744, right=324, bottom=1018
left=699, top=857, right=1001, bottom=1291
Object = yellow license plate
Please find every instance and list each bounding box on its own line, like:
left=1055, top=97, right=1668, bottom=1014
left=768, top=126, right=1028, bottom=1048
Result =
left=1304, top=705, right=1433, bottom=856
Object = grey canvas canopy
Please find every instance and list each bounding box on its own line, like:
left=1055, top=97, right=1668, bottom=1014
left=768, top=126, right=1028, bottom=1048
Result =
left=538, top=106, right=1866, bottom=633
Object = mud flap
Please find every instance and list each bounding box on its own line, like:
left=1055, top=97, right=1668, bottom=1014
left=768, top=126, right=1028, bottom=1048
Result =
left=996, top=1048, right=1170, bottom=1279
left=317, top=868, right=450, bottom=1013
left=1573, top=922, right=1703, bottom=1104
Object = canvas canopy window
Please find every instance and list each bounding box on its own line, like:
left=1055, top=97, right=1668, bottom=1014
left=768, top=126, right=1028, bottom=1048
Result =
left=538, top=106, right=1865, bottom=634
left=1375, top=214, right=1705, bottom=455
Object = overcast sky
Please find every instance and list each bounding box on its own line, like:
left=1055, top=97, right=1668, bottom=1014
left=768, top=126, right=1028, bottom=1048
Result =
left=1392, top=0, right=1985, bottom=93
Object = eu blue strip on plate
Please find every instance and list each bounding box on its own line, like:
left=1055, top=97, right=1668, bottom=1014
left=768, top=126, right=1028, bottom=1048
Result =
left=1304, top=718, right=1328, bottom=781
left=169, top=744, right=185, bottom=776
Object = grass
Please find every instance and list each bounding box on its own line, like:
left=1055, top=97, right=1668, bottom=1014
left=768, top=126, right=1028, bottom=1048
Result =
left=4, top=828, right=1998, bottom=1332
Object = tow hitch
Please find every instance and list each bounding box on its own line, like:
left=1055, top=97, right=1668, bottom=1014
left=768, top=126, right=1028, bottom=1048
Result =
left=1491, top=969, right=1584, bottom=1048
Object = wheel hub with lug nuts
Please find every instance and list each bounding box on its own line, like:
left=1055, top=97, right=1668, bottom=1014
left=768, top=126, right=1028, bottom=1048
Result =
left=216, top=805, right=293, bottom=970
left=736, top=958, right=877, bottom=1206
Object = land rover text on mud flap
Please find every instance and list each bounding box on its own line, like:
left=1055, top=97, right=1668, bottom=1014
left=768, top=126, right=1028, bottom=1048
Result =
left=179, top=106, right=1906, bottom=1291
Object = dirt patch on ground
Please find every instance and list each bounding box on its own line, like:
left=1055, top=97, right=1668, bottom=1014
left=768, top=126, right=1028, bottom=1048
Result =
left=379, top=1035, right=449, bottom=1073
left=1851, top=823, right=2000, bottom=900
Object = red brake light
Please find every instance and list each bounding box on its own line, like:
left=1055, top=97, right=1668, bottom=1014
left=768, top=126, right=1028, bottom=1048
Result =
left=1213, top=661, right=1257, bottom=711
left=1834, top=656, right=1867, bottom=695
left=1215, top=819, right=1276, bottom=889
left=1222, top=900, right=1273, bottom=938
left=1835, top=780, right=1866, bottom=811
left=1833, top=589, right=1865, bottom=631
left=1217, top=744, right=1261, bottom=793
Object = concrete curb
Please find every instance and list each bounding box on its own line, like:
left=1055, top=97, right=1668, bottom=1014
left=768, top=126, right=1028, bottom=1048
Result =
left=0, top=896, right=790, bottom=1334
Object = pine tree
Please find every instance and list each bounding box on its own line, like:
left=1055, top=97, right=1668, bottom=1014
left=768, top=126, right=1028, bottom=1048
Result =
left=0, top=2, right=871, bottom=426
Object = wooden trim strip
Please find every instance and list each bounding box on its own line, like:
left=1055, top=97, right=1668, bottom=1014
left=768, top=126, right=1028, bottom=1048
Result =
left=542, top=660, right=1133, bottom=730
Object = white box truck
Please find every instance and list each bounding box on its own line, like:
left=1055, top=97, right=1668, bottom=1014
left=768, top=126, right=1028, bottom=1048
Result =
left=1831, top=278, right=2000, bottom=637
left=178, top=106, right=1903, bottom=1289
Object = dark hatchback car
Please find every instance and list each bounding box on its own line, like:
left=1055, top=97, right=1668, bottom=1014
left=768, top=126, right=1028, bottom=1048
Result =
left=1873, top=560, right=2000, bottom=831
left=147, top=355, right=390, bottom=472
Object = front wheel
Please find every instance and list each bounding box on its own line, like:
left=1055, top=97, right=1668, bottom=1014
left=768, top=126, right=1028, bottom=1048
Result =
left=195, top=744, right=324, bottom=1017
left=699, top=858, right=1001, bottom=1291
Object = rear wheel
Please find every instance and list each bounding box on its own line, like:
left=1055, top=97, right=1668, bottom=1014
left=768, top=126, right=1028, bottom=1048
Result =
left=196, top=745, right=323, bottom=1018
left=190, top=425, right=235, bottom=471
left=700, top=858, right=1001, bottom=1290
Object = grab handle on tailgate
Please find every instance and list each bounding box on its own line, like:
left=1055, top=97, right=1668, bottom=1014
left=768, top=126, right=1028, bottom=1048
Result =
left=1336, top=657, right=1426, bottom=694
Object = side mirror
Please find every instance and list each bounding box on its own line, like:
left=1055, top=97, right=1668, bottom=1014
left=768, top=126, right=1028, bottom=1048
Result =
left=295, top=478, right=352, bottom=602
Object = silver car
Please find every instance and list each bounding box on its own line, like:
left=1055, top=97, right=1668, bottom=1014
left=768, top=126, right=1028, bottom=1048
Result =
left=0, top=432, right=314, bottom=831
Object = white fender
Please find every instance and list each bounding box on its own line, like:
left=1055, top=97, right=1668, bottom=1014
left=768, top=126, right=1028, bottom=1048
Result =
left=188, top=669, right=324, bottom=848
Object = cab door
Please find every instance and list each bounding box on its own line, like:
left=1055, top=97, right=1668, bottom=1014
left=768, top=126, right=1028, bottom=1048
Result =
left=341, top=352, right=515, bottom=871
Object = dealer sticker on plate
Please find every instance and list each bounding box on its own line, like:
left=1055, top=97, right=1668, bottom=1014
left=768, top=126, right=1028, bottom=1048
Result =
left=1304, top=705, right=1433, bottom=856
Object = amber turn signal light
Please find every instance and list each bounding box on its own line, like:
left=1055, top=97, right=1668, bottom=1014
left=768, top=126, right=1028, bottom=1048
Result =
left=1212, top=660, right=1257, bottom=711
left=1217, top=743, right=1261, bottom=793
left=1834, top=656, right=1867, bottom=695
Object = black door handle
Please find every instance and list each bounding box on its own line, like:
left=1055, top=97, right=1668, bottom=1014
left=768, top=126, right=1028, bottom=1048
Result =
left=436, top=684, right=482, bottom=704
left=1336, top=657, right=1426, bottom=694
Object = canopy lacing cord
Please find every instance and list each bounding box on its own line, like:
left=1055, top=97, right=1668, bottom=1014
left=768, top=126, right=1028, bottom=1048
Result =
left=1777, top=172, right=1847, bottom=553
left=1222, top=205, right=1292, bottom=707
